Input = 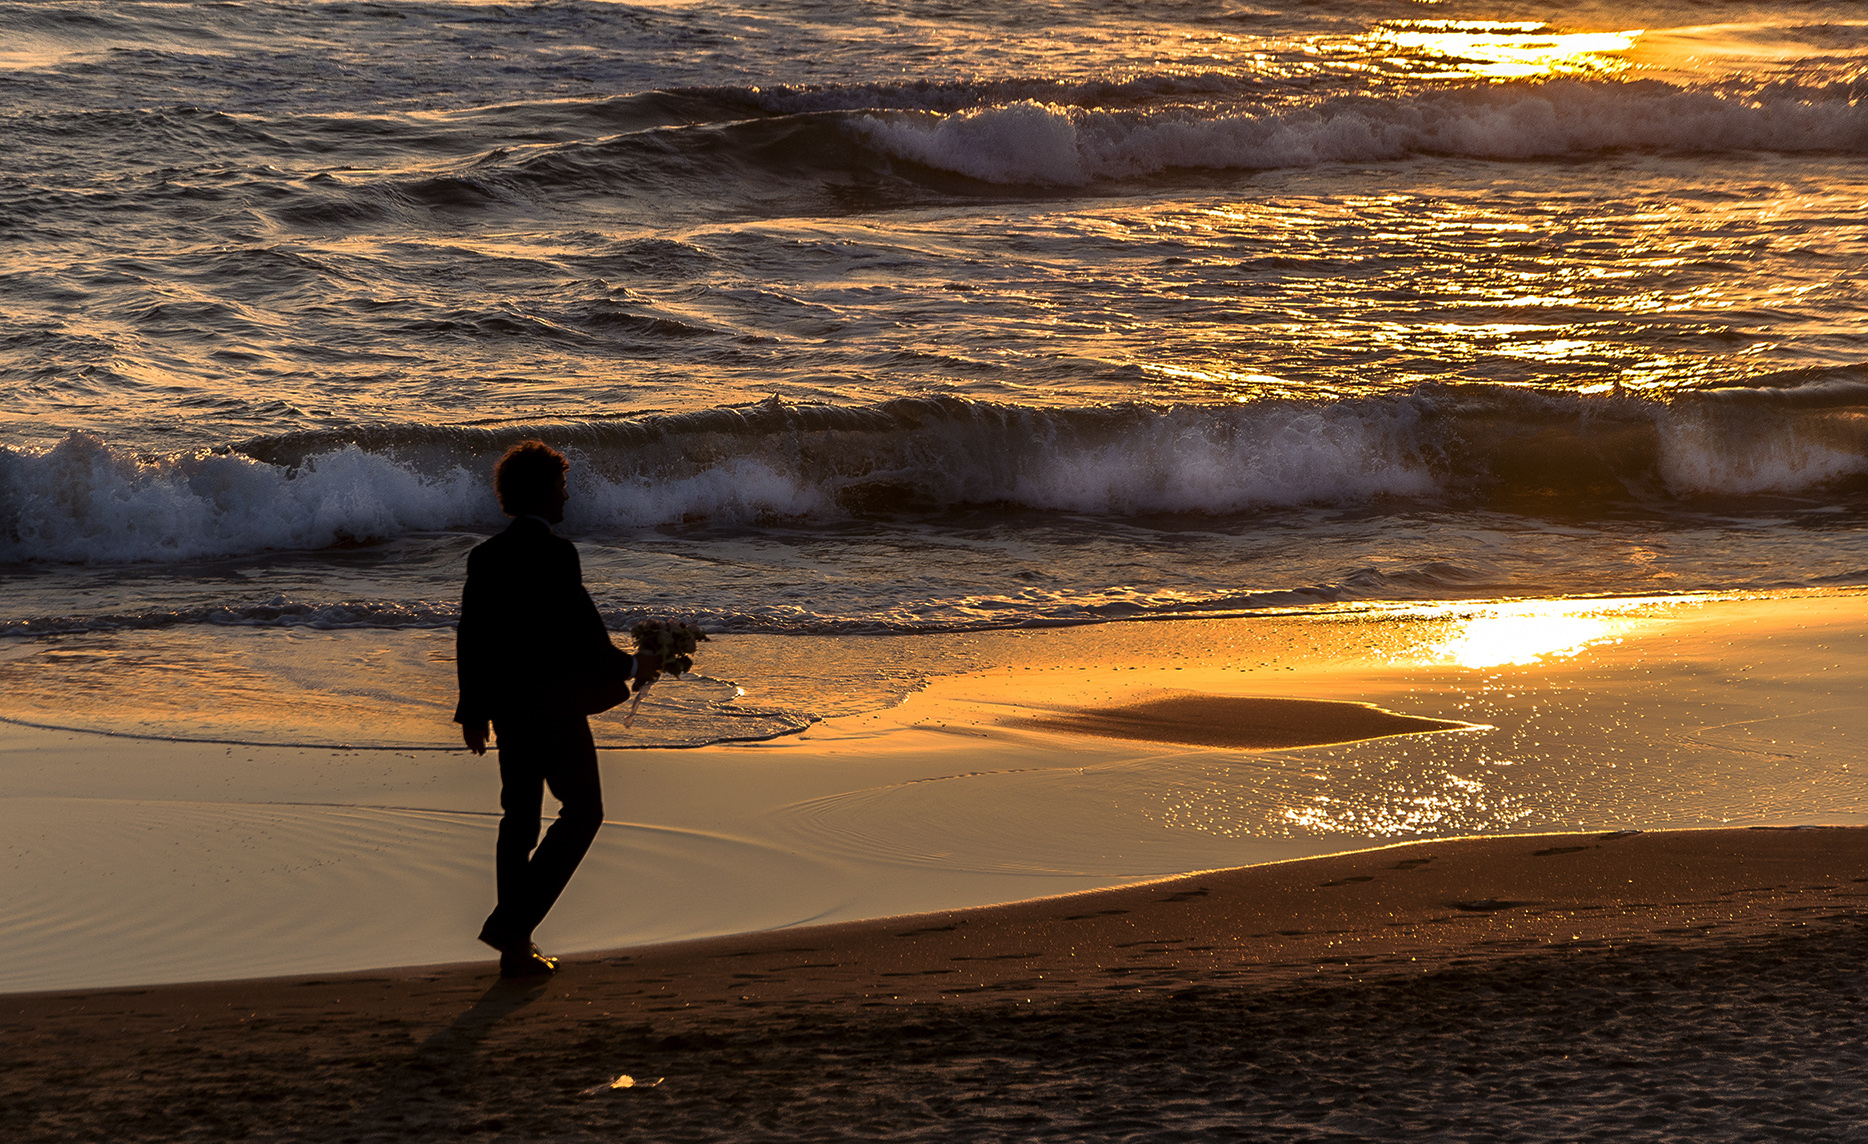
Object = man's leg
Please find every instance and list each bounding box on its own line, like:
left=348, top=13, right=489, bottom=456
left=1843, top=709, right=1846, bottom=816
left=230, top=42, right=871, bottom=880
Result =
left=515, top=715, right=604, bottom=936
left=479, top=722, right=547, bottom=952
left=479, top=715, right=603, bottom=951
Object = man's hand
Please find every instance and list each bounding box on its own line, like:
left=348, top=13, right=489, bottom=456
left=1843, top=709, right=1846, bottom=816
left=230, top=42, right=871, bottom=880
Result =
left=633, top=653, right=663, bottom=690
left=462, top=721, right=489, bottom=756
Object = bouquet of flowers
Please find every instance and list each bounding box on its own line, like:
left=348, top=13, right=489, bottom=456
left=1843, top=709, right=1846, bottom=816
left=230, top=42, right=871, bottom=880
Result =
left=623, top=620, right=708, bottom=727
left=632, top=620, right=707, bottom=676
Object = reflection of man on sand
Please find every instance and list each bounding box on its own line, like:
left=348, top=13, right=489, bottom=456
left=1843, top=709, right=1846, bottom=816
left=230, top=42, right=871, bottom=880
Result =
left=454, top=441, right=658, bottom=977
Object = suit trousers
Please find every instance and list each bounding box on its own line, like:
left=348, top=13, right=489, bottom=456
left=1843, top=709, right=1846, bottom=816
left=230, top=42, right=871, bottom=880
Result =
left=479, top=713, right=604, bottom=948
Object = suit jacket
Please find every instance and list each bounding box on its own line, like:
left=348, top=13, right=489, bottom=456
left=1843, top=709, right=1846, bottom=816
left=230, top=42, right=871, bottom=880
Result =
left=453, top=516, right=628, bottom=725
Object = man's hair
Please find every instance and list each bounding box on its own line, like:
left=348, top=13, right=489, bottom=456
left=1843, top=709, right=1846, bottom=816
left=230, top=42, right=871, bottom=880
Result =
left=494, top=440, right=569, bottom=516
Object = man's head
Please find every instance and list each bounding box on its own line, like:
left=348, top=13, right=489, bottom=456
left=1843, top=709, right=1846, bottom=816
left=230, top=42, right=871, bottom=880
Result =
left=494, top=440, right=569, bottom=522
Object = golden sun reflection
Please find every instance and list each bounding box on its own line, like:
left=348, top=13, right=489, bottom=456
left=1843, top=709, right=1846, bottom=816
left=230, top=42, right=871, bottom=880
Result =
left=1426, top=600, right=1649, bottom=668
left=1376, top=21, right=1642, bottom=80
left=1618, top=23, right=1862, bottom=81
left=1147, top=362, right=1258, bottom=384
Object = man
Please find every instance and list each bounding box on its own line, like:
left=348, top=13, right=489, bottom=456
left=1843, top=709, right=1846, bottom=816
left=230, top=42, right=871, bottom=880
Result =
left=454, top=441, right=657, bottom=977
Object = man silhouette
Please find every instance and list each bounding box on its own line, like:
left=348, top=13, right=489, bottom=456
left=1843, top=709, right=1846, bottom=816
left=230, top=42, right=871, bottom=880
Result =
left=454, top=441, right=657, bottom=977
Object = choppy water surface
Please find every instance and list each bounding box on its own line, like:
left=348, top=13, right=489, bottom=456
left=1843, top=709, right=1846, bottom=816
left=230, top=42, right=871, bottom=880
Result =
left=4, top=0, right=1868, bottom=689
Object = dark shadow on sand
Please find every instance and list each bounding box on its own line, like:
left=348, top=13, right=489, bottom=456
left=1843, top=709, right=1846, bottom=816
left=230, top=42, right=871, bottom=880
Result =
left=355, top=977, right=550, bottom=1135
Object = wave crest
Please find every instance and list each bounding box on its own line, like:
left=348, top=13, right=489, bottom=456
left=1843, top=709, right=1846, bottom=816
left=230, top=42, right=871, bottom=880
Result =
left=0, top=433, right=489, bottom=563
left=856, top=82, right=1868, bottom=185
left=6, top=382, right=1868, bottom=565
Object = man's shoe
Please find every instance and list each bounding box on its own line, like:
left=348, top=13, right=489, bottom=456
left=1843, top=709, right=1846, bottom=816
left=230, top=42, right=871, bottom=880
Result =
left=499, top=946, right=559, bottom=978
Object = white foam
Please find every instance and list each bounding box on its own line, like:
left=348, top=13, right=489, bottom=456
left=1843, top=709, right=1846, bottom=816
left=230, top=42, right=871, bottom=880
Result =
left=567, top=456, right=832, bottom=528
left=0, top=433, right=494, bottom=563
left=1010, top=404, right=1438, bottom=514
left=0, top=434, right=865, bottom=563
left=857, top=83, right=1868, bottom=185
left=1657, top=410, right=1868, bottom=495
left=860, top=99, right=1088, bottom=185
left=7, top=389, right=1864, bottom=566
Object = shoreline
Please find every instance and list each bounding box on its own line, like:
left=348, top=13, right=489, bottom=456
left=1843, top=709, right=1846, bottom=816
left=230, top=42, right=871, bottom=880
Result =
left=4, top=588, right=1868, bottom=995
left=8, top=823, right=1860, bottom=1004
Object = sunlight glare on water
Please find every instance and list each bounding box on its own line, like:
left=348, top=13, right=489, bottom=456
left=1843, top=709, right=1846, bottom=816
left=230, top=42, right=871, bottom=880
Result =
left=1371, top=21, right=1641, bottom=80
left=1623, top=21, right=1868, bottom=81
left=1423, top=599, right=1652, bottom=668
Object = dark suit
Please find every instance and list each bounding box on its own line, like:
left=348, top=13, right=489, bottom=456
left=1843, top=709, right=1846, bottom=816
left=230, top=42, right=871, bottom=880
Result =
left=455, top=515, right=631, bottom=950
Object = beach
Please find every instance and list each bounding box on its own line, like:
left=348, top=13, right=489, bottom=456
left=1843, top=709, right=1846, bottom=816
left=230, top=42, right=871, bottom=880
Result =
left=8, top=589, right=1868, bottom=1138
left=7, top=589, right=1868, bottom=995
left=8, top=827, right=1867, bottom=1141
left=7, top=0, right=1868, bottom=1135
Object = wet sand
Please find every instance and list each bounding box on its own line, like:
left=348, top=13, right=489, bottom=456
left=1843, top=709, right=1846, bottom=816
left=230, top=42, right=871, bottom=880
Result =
left=1016, top=694, right=1474, bottom=749
left=8, top=590, right=1868, bottom=1138
left=7, top=827, right=1867, bottom=1141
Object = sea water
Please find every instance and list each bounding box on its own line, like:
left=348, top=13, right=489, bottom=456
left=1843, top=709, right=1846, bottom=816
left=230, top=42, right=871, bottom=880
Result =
left=5, top=0, right=1867, bottom=662
left=4, top=0, right=1868, bottom=987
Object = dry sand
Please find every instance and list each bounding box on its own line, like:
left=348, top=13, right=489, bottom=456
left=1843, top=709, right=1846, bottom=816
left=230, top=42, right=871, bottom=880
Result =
left=7, top=826, right=1868, bottom=1142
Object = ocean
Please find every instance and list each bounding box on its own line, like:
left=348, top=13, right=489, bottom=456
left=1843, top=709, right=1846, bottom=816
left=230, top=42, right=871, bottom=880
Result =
left=5, top=0, right=1868, bottom=733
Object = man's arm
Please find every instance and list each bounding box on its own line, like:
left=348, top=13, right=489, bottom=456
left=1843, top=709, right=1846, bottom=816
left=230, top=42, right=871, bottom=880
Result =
left=562, top=540, right=662, bottom=689
left=455, top=546, right=493, bottom=752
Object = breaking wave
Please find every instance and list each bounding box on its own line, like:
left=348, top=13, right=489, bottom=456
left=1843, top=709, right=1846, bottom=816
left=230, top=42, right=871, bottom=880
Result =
left=852, top=80, right=1868, bottom=185
left=162, top=78, right=1868, bottom=226
left=5, top=378, right=1868, bottom=565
